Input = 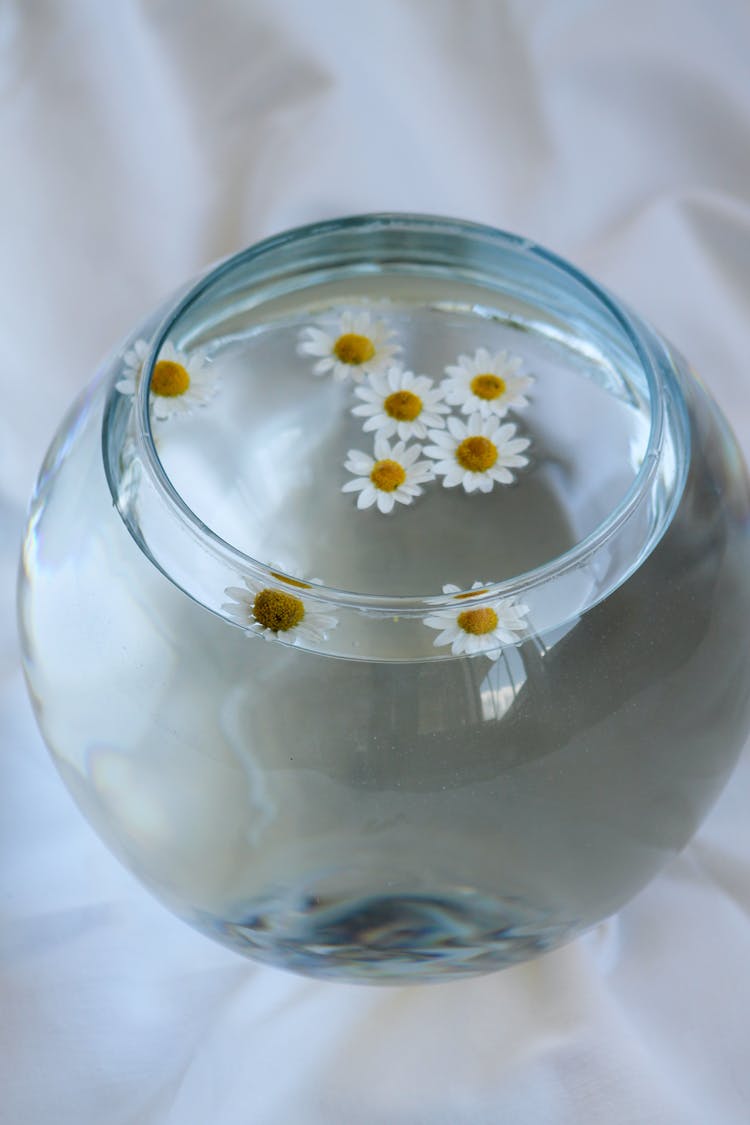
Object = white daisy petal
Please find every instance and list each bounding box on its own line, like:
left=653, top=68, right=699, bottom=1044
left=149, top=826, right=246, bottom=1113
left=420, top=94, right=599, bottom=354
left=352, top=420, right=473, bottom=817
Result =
left=362, top=414, right=392, bottom=434
left=223, top=585, right=249, bottom=603
left=425, top=431, right=455, bottom=451
left=344, top=450, right=374, bottom=474
left=351, top=398, right=377, bottom=414
left=377, top=493, right=396, bottom=514
left=434, top=628, right=458, bottom=648
left=297, top=327, right=331, bottom=355
left=373, top=434, right=391, bottom=461
left=118, top=338, right=149, bottom=391
left=115, top=375, right=136, bottom=395
left=351, top=311, right=371, bottom=336
left=121, top=338, right=150, bottom=378
left=423, top=447, right=448, bottom=463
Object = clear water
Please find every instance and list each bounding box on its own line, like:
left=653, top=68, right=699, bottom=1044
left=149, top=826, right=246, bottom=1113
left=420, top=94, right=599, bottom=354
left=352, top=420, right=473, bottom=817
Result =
left=159, top=293, right=649, bottom=598
left=19, top=275, right=750, bottom=983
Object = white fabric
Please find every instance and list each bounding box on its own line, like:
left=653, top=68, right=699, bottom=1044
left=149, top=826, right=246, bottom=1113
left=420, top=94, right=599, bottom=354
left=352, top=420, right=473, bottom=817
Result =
left=2, top=1, right=750, bottom=1120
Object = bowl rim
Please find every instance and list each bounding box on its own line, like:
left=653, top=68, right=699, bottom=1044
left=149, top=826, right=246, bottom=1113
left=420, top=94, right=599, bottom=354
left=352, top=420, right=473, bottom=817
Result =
left=130, top=211, right=683, bottom=617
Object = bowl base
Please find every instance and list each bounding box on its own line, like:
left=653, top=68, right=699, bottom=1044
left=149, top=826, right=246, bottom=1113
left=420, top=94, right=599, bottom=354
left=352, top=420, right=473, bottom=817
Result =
left=194, top=888, right=578, bottom=983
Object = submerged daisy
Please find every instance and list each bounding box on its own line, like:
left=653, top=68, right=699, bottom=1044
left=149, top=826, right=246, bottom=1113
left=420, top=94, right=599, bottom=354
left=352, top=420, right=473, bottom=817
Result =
left=223, top=576, right=337, bottom=645
left=442, top=348, right=533, bottom=418
left=351, top=366, right=450, bottom=441
left=424, top=413, right=530, bottom=493
left=297, top=310, right=401, bottom=383
left=424, top=582, right=529, bottom=656
left=342, top=435, right=434, bottom=514
left=116, top=339, right=218, bottom=420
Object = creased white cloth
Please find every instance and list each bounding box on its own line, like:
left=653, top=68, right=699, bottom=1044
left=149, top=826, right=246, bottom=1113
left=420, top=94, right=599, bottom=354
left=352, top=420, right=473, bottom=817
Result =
left=2, top=1, right=750, bottom=1121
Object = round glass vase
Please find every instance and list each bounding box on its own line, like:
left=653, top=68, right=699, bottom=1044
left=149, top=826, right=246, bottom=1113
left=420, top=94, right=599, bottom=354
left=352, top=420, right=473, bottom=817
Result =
left=18, top=214, right=750, bottom=984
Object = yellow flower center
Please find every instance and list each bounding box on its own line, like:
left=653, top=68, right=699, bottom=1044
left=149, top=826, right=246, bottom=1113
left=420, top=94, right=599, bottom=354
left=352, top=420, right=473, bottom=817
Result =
left=456, top=435, right=498, bottom=473
left=252, top=588, right=305, bottom=632
left=470, top=373, right=506, bottom=401
left=384, top=389, right=423, bottom=422
left=333, top=333, right=376, bottom=366
left=457, top=607, right=499, bottom=636
left=370, top=458, right=406, bottom=492
left=151, top=359, right=191, bottom=397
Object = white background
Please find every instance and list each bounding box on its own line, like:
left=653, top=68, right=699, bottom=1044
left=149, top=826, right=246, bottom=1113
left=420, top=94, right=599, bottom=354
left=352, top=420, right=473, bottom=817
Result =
left=2, top=1, right=750, bottom=1121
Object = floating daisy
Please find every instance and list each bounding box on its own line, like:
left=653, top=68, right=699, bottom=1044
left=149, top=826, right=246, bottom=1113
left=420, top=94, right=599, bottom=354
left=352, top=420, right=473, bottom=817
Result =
left=351, top=366, right=450, bottom=441
left=342, top=435, right=434, bottom=514
left=297, top=310, right=401, bottom=383
left=116, top=339, right=218, bottom=420
left=424, top=582, right=529, bottom=656
left=424, top=413, right=530, bottom=493
left=442, top=348, right=533, bottom=418
left=222, top=576, right=337, bottom=645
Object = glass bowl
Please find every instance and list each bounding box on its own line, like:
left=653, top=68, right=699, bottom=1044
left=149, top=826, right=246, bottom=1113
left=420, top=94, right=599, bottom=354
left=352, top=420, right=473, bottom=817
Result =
left=18, top=214, right=750, bottom=983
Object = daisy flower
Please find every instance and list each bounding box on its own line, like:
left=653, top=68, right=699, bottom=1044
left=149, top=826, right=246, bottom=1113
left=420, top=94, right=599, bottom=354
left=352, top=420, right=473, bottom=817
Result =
left=351, top=366, right=450, bottom=441
left=297, top=310, right=401, bottom=383
left=442, top=348, right=533, bottom=418
left=116, top=339, right=218, bottom=420
left=342, top=435, right=434, bottom=514
left=424, top=582, right=529, bottom=656
left=424, top=413, right=530, bottom=493
left=222, top=576, right=337, bottom=646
